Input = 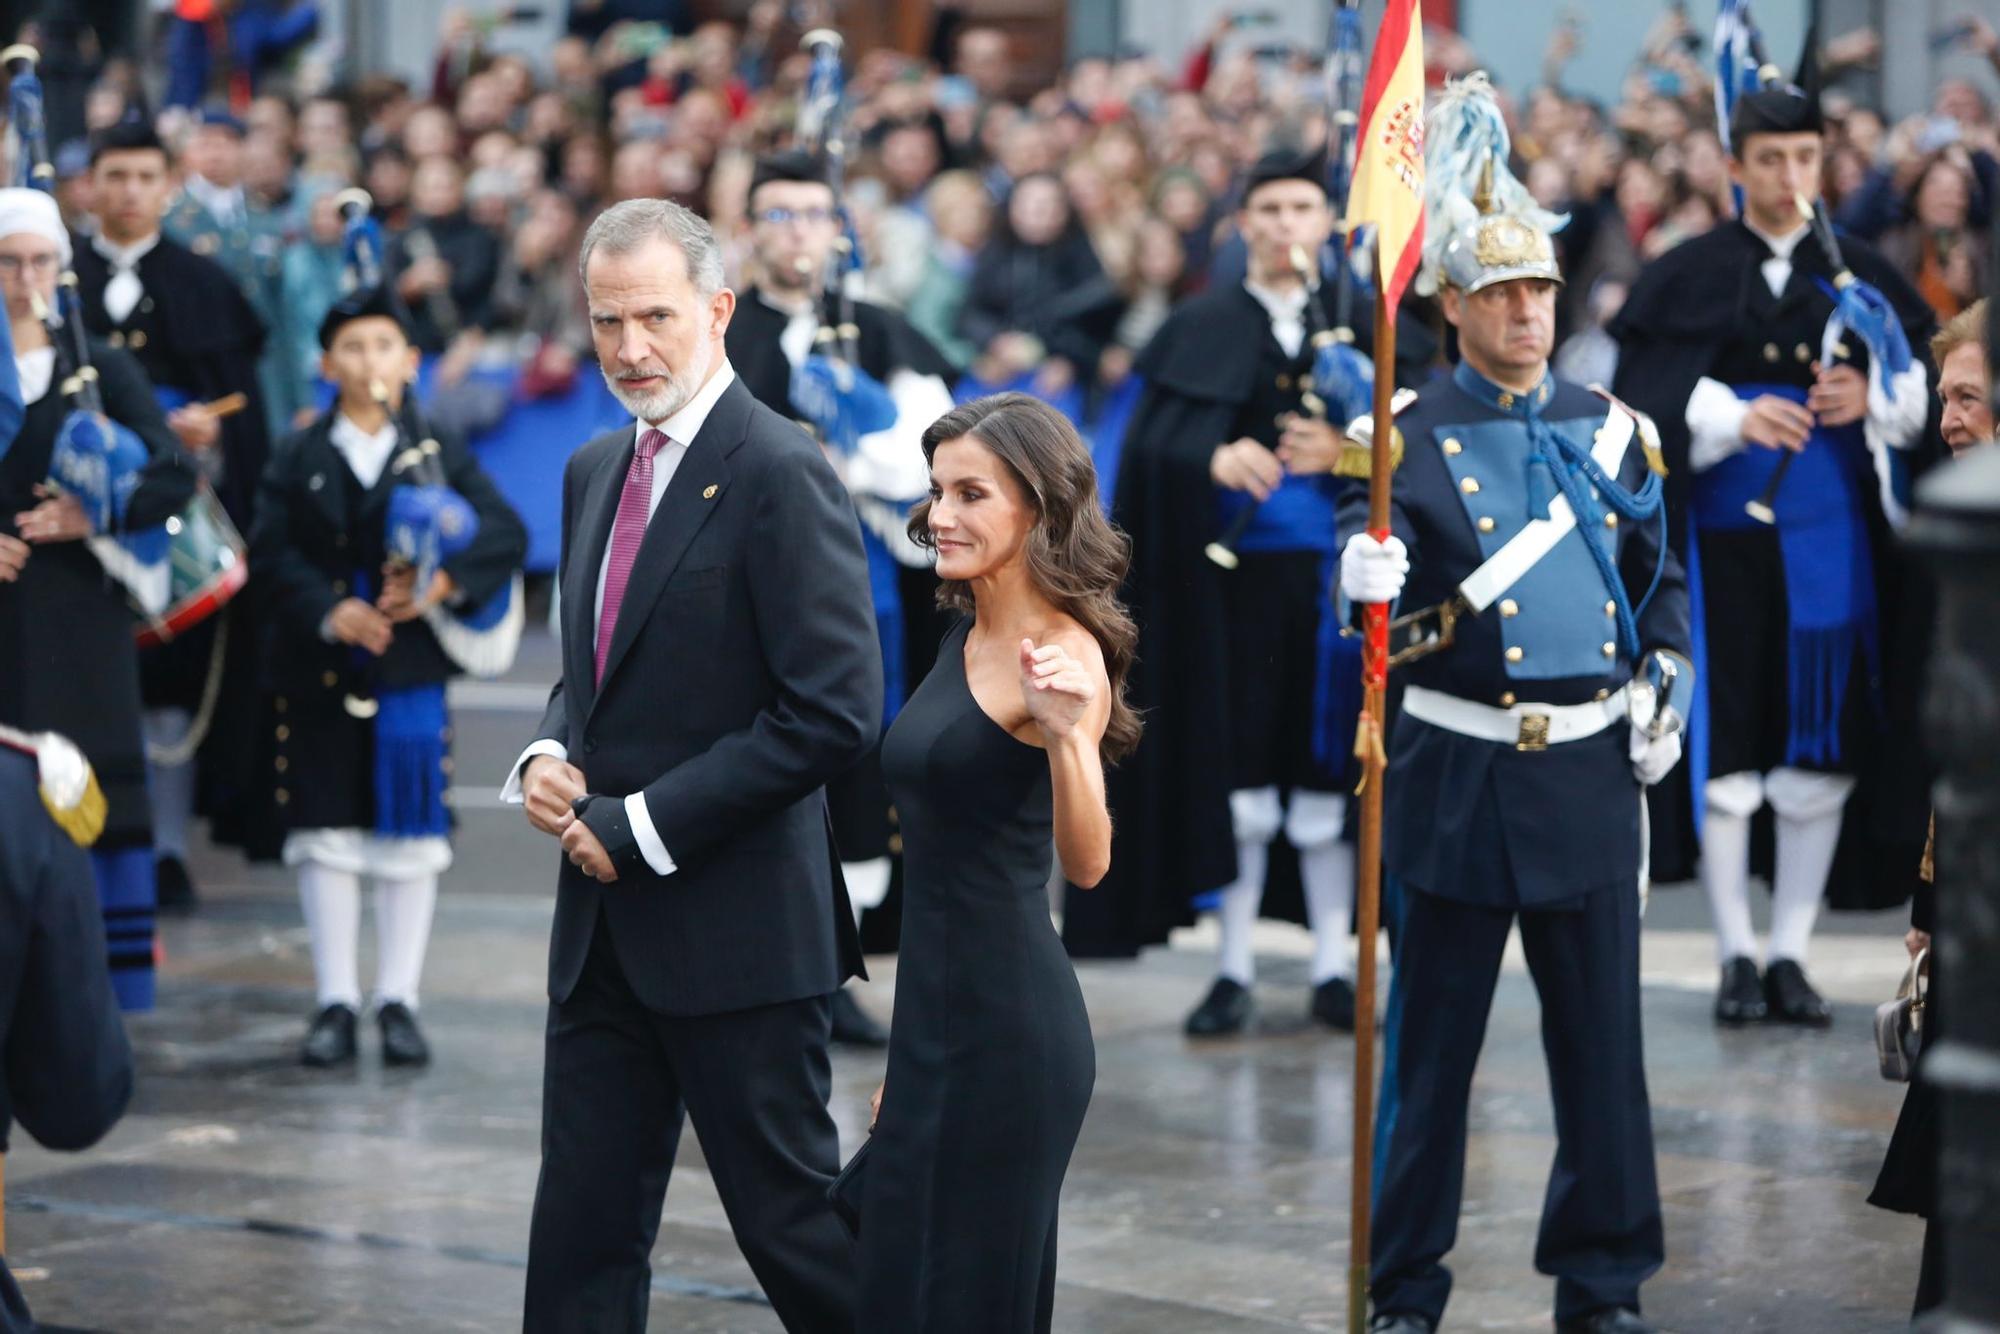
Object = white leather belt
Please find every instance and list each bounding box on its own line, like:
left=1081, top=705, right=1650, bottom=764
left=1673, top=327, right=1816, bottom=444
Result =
left=1402, top=684, right=1629, bottom=752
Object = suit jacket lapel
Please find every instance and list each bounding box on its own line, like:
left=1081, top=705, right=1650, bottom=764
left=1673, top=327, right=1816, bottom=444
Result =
left=567, top=427, right=633, bottom=709
left=590, top=379, right=748, bottom=705
left=297, top=419, right=349, bottom=533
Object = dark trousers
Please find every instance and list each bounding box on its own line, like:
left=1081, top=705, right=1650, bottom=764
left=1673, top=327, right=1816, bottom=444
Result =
left=522, top=914, right=856, bottom=1333
left=1371, top=884, right=1663, bottom=1324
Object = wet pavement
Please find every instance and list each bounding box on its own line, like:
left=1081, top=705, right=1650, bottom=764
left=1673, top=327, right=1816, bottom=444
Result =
left=5, top=629, right=1928, bottom=1333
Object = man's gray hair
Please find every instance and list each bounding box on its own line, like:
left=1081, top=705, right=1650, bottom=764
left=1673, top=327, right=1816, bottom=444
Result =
left=578, top=198, right=725, bottom=298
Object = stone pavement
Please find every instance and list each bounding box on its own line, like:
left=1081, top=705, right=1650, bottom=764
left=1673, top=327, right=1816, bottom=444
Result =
left=4, top=631, right=1928, bottom=1332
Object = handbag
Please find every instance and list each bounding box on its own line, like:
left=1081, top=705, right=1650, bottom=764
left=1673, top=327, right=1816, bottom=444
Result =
left=1874, top=947, right=1928, bottom=1083
left=827, top=1136, right=874, bottom=1239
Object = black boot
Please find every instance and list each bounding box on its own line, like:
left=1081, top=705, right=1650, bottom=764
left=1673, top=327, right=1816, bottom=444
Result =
left=1713, top=956, right=1767, bottom=1025
left=1184, top=977, right=1254, bottom=1037
left=155, top=854, right=197, bottom=912
left=830, top=988, right=889, bottom=1048
left=378, top=1001, right=433, bottom=1067
left=300, top=1003, right=359, bottom=1067
left=1556, top=1307, right=1656, bottom=1333
left=1310, top=977, right=1356, bottom=1032
left=1764, top=959, right=1832, bottom=1026
left=1368, top=1314, right=1435, bottom=1334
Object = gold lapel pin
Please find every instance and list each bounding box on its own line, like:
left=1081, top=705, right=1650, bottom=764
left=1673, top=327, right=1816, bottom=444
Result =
left=702, top=484, right=718, bottom=500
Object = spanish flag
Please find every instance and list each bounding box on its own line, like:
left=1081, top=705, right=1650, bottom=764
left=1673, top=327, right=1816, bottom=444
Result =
left=1346, top=0, right=1426, bottom=318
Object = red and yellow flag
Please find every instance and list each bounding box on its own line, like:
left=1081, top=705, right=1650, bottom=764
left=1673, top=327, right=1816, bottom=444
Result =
left=1345, top=0, right=1426, bottom=318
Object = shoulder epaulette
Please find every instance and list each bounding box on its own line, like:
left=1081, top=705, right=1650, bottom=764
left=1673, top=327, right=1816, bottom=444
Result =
left=1589, top=384, right=1666, bottom=477
left=0, top=723, right=107, bottom=848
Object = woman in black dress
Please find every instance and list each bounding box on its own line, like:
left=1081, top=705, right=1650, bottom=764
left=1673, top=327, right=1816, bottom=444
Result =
left=856, top=392, right=1141, bottom=1332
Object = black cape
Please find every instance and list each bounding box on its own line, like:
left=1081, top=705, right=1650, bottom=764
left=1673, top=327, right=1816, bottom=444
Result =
left=1062, top=283, right=1435, bottom=958
left=1610, top=219, right=1941, bottom=908
left=726, top=287, right=958, bottom=418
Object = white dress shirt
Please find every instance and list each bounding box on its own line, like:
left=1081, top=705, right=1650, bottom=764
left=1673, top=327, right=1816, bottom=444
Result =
left=183, top=175, right=246, bottom=231
left=15, top=346, right=54, bottom=405
left=500, top=359, right=739, bottom=877
left=93, top=232, right=161, bottom=325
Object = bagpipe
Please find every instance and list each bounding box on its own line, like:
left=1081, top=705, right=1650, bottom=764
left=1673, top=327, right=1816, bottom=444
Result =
left=333, top=190, right=521, bottom=721
left=787, top=28, right=897, bottom=456
left=1203, top=0, right=1379, bottom=572
left=3, top=44, right=247, bottom=648
left=1714, top=3, right=1915, bottom=524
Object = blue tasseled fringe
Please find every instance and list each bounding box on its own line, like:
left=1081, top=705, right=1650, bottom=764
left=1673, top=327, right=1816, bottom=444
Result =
left=373, top=685, right=452, bottom=838
left=1786, top=624, right=1858, bottom=769
left=862, top=526, right=907, bottom=726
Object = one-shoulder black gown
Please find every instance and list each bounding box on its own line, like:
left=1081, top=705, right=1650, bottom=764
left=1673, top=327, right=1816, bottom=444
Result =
left=857, top=617, right=1096, bottom=1332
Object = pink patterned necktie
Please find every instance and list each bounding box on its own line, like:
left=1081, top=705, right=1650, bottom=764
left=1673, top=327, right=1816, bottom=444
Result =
left=594, top=428, right=668, bottom=685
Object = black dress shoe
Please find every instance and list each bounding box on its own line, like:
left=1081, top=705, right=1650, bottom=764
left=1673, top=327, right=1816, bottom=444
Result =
left=1763, top=958, right=1832, bottom=1027
left=830, top=988, right=889, bottom=1047
left=1184, top=977, right=1254, bottom=1037
left=1556, top=1306, right=1656, bottom=1333
left=1713, top=956, right=1766, bottom=1025
left=300, top=1003, right=358, bottom=1067
left=378, top=1001, right=432, bottom=1067
left=155, top=854, right=197, bottom=912
left=1368, top=1313, right=1435, bottom=1334
left=1310, top=977, right=1356, bottom=1031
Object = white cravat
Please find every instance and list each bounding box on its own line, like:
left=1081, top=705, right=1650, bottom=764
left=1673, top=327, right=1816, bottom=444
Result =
left=93, top=232, right=161, bottom=324
left=1744, top=217, right=1809, bottom=300
left=328, top=412, right=400, bottom=489
left=1244, top=278, right=1309, bottom=358
left=15, top=347, right=54, bottom=405
left=499, top=359, right=740, bottom=878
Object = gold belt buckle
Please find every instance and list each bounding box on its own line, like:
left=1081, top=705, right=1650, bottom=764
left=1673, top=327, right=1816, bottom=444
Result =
left=1516, top=712, right=1551, bottom=752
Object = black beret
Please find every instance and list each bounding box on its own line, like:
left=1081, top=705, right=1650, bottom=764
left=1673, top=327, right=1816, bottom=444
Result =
left=318, top=283, right=414, bottom=350
left=1242, top=143, right=1329, bottom=204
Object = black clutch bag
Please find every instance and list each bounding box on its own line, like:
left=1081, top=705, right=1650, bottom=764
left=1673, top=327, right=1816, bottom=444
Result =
left=827, top=1136, right=875, bottom=1239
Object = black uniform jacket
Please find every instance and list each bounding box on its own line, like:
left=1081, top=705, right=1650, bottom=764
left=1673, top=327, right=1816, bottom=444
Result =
left=726, top=287, right=957, bottom=423
left=0, top=744, right=135, bottom=1333
left=0, top=344, right=194, bottom=847
left=1611, top=220, right=1939, bottom=903
left=1062, top=282, right=1433, bottom=958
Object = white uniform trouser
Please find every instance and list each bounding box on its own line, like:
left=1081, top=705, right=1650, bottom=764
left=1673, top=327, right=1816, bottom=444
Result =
left=298, top=862, right=439, bottom=1011
left=1699, top=767, right=1853, bottom=965
left=1216, top=786, right=1354, bottom=987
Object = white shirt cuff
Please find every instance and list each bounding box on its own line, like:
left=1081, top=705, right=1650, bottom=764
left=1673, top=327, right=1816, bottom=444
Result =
left=1686, top=376, right=1750, bottom=473
left=1869, top=361, right=1930, bottom=450
left=500, top=739, right=567, bottom=804
left=625, top=791, right=676, bottom=875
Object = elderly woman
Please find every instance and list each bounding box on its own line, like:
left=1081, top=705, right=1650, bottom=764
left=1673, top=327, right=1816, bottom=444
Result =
left=0, top=188, right=194, bottom=1011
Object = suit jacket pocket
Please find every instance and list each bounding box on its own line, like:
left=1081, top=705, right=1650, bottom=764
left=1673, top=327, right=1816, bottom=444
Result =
left=662, top=564, right=727, bottom=596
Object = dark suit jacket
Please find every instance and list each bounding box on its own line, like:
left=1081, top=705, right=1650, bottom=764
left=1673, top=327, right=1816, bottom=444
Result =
left=537, top=373, right=881, bottom=1016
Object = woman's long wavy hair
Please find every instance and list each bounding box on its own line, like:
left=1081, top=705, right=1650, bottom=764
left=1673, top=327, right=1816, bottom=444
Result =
left=907, top=393, right=1142, bottom=764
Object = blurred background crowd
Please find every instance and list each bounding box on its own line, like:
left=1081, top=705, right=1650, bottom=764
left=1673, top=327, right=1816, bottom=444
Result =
left=19, top=0, right=2000, bottom=569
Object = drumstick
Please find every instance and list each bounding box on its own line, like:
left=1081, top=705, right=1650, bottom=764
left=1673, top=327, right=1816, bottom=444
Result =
left=196, top=392, right=248, bottom=420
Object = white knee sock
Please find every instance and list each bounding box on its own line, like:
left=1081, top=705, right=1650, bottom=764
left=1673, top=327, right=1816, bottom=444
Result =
left=144, top=707, right=197, bottom=861
left=1765, top=768, right=1853, bottom=965
left=1298, top=842, right=1355, bottom=984
left=298, top=862, right=363, bottom=1009
left=1218, top=787, right=1283, bottom=986
left=1288, top=793, right=1352, bottom=985
left=1216, top=845, right=1268, bottom=987
left=372, top=872, right=439, bottom=1010
left=1700, top=772, right=1762, bottom=964
left=843, top=857, right=893, bottom=929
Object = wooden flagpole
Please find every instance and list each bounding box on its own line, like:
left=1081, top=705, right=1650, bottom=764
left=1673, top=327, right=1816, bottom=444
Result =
left=1347, top=245, right=1397, bottom=1334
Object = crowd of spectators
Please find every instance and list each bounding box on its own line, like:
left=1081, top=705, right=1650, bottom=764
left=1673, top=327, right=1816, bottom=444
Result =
left=28, top=2, right=2000, bottom=457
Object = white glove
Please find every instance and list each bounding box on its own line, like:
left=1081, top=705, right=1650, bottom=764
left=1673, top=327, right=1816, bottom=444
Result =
left=1340, top=532, right=1408, bottom=604
left=1629, top=722, right=1683, bottom=786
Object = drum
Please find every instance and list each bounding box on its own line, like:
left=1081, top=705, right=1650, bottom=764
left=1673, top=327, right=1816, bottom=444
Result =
left=133, top=484, right=248, bottom=648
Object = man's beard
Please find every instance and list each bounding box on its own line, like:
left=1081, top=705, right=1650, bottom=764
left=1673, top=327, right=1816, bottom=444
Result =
left=602, top=333, right=715, bottom=423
